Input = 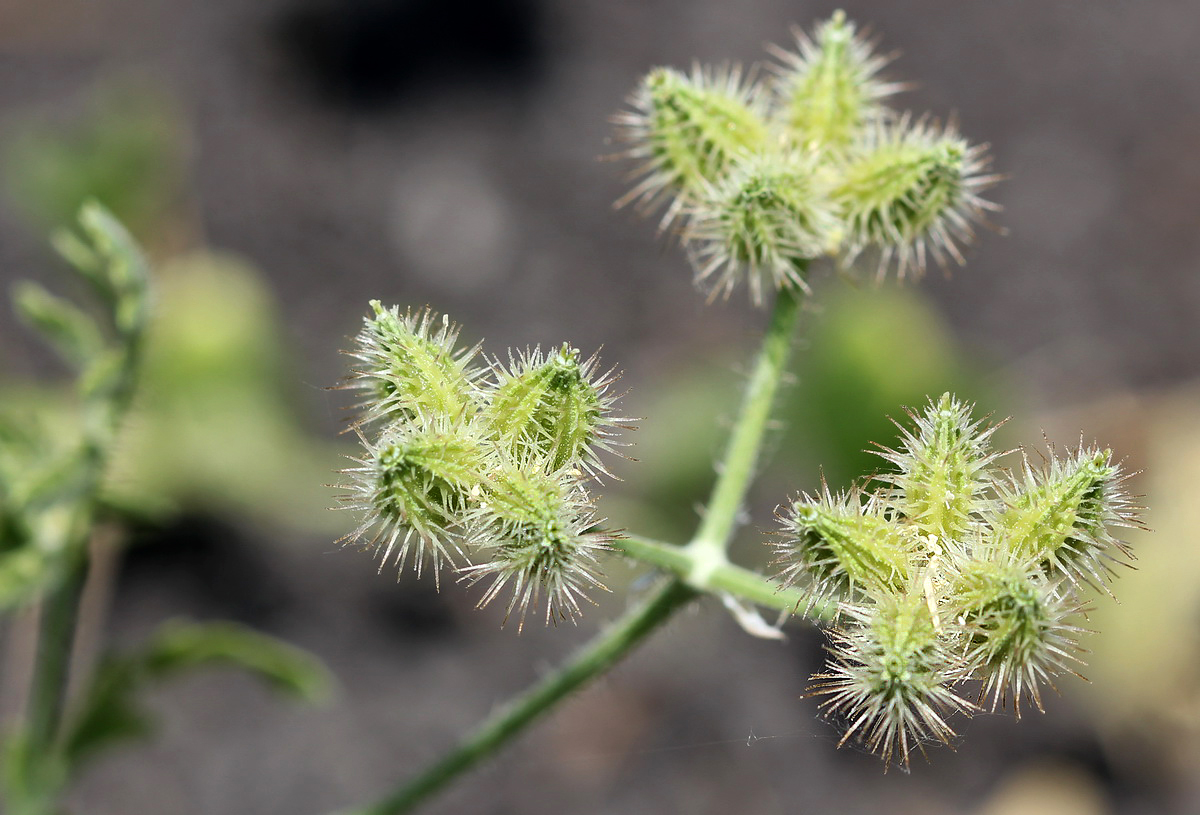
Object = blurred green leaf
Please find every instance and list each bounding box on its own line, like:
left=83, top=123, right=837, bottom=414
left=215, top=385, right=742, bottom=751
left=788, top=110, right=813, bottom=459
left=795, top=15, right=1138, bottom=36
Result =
left=781, top=285, right=999, bottom=488
left=60, top=655, right=152, bottom=769
left=4, top=85, right=183, bottom=239
left=77, top=348, right=124, bottom=404
left=1, top=729, right=68, bottom=815
left=12, top=283, right=103, bottom=370
left=138, top=620, right=331, bottom=700
left=57, top=201, right=151, bottom=338
left=49, top=230, right=102, bottom=283
left=0, top=548, right=58, bottom=608
left=62, top=619, right=332, bottom=769
left=0, top=202, right=152, bottom=612
left=104, top=251, right=349, bottom=533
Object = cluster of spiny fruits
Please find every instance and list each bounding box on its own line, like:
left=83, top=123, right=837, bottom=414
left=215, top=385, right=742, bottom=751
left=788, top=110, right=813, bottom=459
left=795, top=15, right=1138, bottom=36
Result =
left=613, top=10, right=1000, bottom=302
left=334, top=10, right=1141, bottom=770
left=338, top=301, right=628, bottom=628
left=775, top=394, right=1138, bottom=766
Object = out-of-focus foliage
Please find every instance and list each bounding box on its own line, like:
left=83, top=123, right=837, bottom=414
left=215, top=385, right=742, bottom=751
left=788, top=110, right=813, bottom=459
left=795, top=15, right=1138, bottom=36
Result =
left=4, top=85, right=185, bottom=238
left=2, top=619, right=331, bottom=815
left=104, top=252, right=346, bottom=532
left=0, top=204, right=150, bottom=610
left=0, top=204, right=337, bottom=815
left=63, top=619, right=331, bottom=768
left=2, top=83, right=347, bottom=536
left=1, top=256, right=346, bottom=537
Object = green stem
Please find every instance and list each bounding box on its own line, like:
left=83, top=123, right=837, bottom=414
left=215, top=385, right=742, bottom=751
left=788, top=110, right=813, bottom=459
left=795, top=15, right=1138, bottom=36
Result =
left=25, top=560, right=87, bottom=752
left=22, top=207, right=149, bottom=776
left=338, top=284, right=805, bottom=815
left=335, top=580, right=696, bottom=815
left=688, top=284, right=803, bottom=559
left=613, top=535, right=817, bottom=615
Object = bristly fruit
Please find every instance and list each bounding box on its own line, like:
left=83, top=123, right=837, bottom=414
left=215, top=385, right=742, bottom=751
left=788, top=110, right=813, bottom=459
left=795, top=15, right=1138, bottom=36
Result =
left=991, top=446, right=1137, bottom=591
left=459, top=462, right=614, bottom=629
left=834, top=115, right=1000, bottom=281
left=345, top=301, right=480, bottom=425
left=768, top=10, right=904, bottom=155
left=775, top=485, right=911, bottom=616
left=481, top=343, right=628, bottom=477
left=337, top=417, right=487, bottom=583
left=613, top=64, right=769, bottom=230
left=808, top=593, right=976, bottom=768
left=948, top=547, right=1088, bottom=716
left=337, top=303, right=629, bottom=622
left=683, top=150, right=838, bottom=304
left=873, top=392, right=1001, bottom=549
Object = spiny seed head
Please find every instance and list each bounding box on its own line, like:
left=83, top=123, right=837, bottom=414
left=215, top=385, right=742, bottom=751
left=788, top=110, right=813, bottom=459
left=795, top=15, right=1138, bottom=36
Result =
left=809, top=594, right=975, bottom=768
left=460, top=462, right=613, bottom=629
left=346, top=301, right=480, bottom=425
left=480, top=343, right=627, bottom=477
left=336, top=300, right=635, bottom=626
left=835, top=115, right=999, bottom=282
left=775, top=486, right=911, bottom=615
left=338, top=418, right=487, bottom=583
left=876, top=392, right=1001, bottom=550
left=949, top=549, right=1088, bottom=716
left=683, top=151, right=839, bottom=304
left=992, top=446, right=1137, bottom=591
left=613, top=64, right=769, bottom=229
left=773, top=393, right=1139, bottom=766
left=611, top=13, right=1004, bottom=308
left=769, top=10, right=903, bottom=154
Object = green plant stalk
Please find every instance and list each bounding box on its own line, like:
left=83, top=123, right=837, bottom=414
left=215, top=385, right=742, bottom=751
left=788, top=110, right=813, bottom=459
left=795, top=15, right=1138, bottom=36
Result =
left=614, top=535, right=823, bottom=616
left=25, top=559, right=87, bottom=754
left=23, top=206, right=149, bottom=766
left=24, top=369, right=144, bottom=760
left=685, top=282, right=803, bottom=574
left=338, top=282, right=805, bottom=815
left=335, top=579, right=695, bottom=815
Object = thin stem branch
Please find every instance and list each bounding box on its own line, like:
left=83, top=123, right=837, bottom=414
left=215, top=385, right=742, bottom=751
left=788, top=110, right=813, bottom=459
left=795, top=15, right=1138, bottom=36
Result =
left=335, top=580, right=696, bottom=815
left=25, top=559, right=86, bottom=752
left=22, top=207, right=149, bottom=769
left=613, top=535, right=822, bottom=616
left=687, top=283, right=803, bottom=563
left=337, top=285, right=805, bottom=815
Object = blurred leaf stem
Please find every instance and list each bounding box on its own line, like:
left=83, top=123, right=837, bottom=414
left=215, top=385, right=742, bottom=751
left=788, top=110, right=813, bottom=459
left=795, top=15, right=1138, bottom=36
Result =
left=5, top=205, right=150, bottom=814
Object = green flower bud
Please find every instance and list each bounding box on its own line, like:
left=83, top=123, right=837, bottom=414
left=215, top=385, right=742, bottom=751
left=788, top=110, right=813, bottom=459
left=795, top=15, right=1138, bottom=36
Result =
left=684, top=151, right=838, bottom=304
left=993, top=447, right=1136, bottom=589
left=460, top=463, right=612, bottom=628
left=949, top=551, right=1086, bottom=715
left=338, top=418, right=486, bottom=581
left=876, top=393, right=999, bottom=551
left=809, top=593, right=974, bottom=768
left=769, top=10, right=902, bottom=154
left=776, top=486, right=911, bottom=614
left=835, top=116, right=999, bottom=281
left=481, top=344, right=626, bottom=476
left=613, top=64, right=769, bottom=229
left=347, top=301, right=479, bottom=424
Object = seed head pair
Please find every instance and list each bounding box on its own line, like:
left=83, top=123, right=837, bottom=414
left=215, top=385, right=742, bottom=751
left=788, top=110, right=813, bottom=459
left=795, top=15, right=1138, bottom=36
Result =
left=774, top=394, right=1139, bottom=767
left=337, top=301, right=629, bottom=628
left=613, top=11, right=1002, bottom=301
